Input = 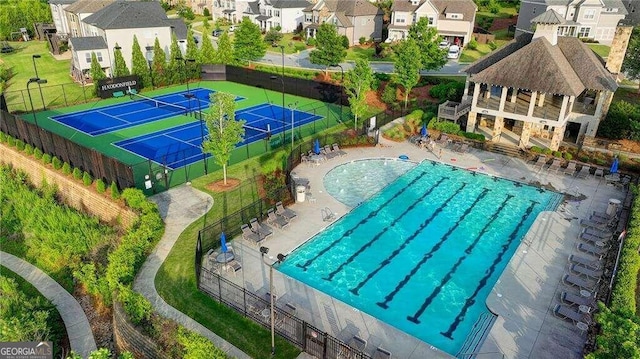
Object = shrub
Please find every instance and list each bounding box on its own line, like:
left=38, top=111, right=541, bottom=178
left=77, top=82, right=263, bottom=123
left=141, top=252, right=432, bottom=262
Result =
left=341, top=35, right=350, bottom=49
left=202, top=7, right=210, bottom=17
left=52, top=156, right=62, bottom=170
left=118, top=286, right=152, bottom=325
left=72, top=167, right=82, bottom=180
left=488, top=0, right=500, bottom=14
left=294, top=43, right=307, bottom=52
left=110, top=181, right=120, bottom=199
left=82, top=171, right=92, bottom=186
left=15, top=140, right=25, bottom=151
left=563, top=152, right=573, bottom=160
left=375, top=73, right=391, bottom=82
left=429, top=82, right=465, bottom=101
left=96, top=179, right=106, bottom=193
left=306, top=37, right=316, bottom=46
left=6, top=136, right=15, bottom=147
left=24, top=143, right=33, bottom=155
left=177, top=326, right=227, bottom=359
left=381, top=84, right=397, bottom=105
left=0, top=132, right=6, bottom=142
left=467, top=38, right=478, bottom=50
left=428, top=119, right=461, bottom=135
left=62, top=162, right=72, bottom=175
left=488, top=41, right=498, bottom=50
left=382, top=125, right=406, bottom=141
left=529, top=146, right=543, bottom=153
left=33, top=147, right=43, bottom=159
left=264, top=29, right=283, bottom=43
left=42, top=153, right=52, bottom=164
left=552, top=150, right=562, bottom=158
left=359, top=36, right=366, bottom=45
left=461, top=132, right=485, bottom=141
left=542, top=148, right=553, bottom=155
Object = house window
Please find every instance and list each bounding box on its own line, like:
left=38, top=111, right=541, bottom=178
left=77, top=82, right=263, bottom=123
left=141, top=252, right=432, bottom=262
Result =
left=275, top=10, right=279, bottom=16
left=578, top=26, right=591, bottom=38
left=305, top=14, right=312, bottom=22
left=412, top=13, right=417, bottom=24
left=428, top=16, right=434, bottom=25
left=411, top=0, right=419, bottom=5
left=583, top=9, right=595, bottom=20
left=604, top=8, right=617, bottom=13
left=447, top=13, right=460, bottom=19
left=396, top=15, right=406, bottom=24
left=85, top=53, right=91, bottom=63
left=96, top=52, right=103, bottom=62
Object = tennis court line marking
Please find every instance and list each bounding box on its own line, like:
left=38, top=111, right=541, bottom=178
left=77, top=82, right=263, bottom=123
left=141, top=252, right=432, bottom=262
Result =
left=91, top=111, right=190, bottom=136
left=115, top=121, right=203, bottom=147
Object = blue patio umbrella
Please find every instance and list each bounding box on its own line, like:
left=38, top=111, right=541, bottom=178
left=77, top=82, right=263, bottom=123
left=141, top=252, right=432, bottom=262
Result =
left=421, top=124, right=428, bottom=137
left=610, top=157, right=619, bottom=174
left=314, top=139, right=321, bottom=155
left=220, top=232, right=228, bottom=253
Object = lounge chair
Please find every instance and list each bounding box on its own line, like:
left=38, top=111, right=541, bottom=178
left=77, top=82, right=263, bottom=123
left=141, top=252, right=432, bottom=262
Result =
left=453, top=143, right=469, bottom=153
left=348, top=335, right=367, bottom=351
left=583, top=226, right=613, bottom=239
left=553, top=304, right=591, bottom=324
left=577, top=242, right=607, bottom=257
left=580, top=218, right=614, bottom=231
left=548, top=158, right=563, bottom=172
left=241, top=224, right=263, bottom=245
left=283, top=302, right=296, bottom=315
left=249, top=218, right=273, bottom=239
left=372, top=347, right=391, bottom=359
left=276, top=201, right=297, bottom=221
left=533, top=155, right=547, bottom=170
left=580, top=232, right=610, bottom=246
left=332, top=143, right=347, bottom=157
left=569, top=264, right=603, bottom=279
left=562, top=274, right=598, bottom=291
left=568, top=254, right=602, bottom=270
left=435, top=134, right=449, bottom=146
left=564, top=160, right=578, bottom=176
left=592, top=210, right=617, bottom=221
left=223, top=260, right=242, bottom=276
left=561, top=291, right=596, bottom=308
left=323, top=145, right=339, bottom=160
left=576, top=165, right=592, bottom=179
left=267, top=208, right=289, bottom=229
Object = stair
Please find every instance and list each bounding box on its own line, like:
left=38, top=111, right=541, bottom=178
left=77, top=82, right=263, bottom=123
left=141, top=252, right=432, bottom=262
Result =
left=485, top=142, right=525, bottom=160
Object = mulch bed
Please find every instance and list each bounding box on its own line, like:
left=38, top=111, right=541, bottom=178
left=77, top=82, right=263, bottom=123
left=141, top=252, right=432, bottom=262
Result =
left=489, top=16, right=518, bottom=32
left=205, top=178, right=241, bottom=193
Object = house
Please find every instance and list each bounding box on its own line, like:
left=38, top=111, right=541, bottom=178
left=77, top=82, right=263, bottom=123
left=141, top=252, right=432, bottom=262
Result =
left=68, top=36, right=108, bottom=82
left=515, top=0, right=628, bottom=45
left=212, top=0, right=251, bottom=23
left=64, top=0, right=115, bottom=38
left=243, top=0, right=311, bottom=33
left=69, top=1, right=186, bottom=81
left=303, top=0, right=383, bottom=45
left=186, top=0, right=212, bottom=15
left=388, top=0, right=476, bottom=46
left=48, top=0, right=76, bottom=38
left=458, top=9, right=618, bottom=151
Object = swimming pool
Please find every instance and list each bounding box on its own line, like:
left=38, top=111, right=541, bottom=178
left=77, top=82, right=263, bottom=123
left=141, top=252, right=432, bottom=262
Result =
left=278, top=160, right=563, bottom=355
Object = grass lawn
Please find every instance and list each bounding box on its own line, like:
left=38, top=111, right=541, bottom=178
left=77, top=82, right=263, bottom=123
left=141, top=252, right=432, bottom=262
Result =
left=614, top=87, right=640, bottom=106
left=587, top=43, right=611, bottom=59
left=344, top=45, right=392, bottom=62
left=459, top=40, right=508, bottom=63
left=267, top=33, right=309, bottom=55
left=2, top=40, right=88, bottom=111
left=155, top=154, right=302, bottom=359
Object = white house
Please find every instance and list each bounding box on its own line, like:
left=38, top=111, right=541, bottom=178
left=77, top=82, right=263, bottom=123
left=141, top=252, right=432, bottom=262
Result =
left=246, top=0, right=311, bottom=33
left=48, top=0, right=75, bottom=37
left=68, top=36, right=109, bottom=81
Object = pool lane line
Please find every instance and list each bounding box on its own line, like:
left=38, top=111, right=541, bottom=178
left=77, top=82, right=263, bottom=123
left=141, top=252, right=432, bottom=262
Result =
left=348, top=179, right=463, bottom=296
left=377, top=187, right=491, bottom=309
left=440, top=200, right=538, bottom=340
left=295, top=163, right=436, bottom=271
left=323, top=177, right=450, bottom=282
left=406, top=194, right=514, bottom=324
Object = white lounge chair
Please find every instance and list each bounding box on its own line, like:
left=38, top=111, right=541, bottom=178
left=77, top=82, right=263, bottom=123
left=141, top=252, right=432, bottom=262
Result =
left=548, top=158, right=563, bottom=173
left=332, top=143, right=347, bottom=157
left=533, top=155, right=547, bottom=169
left=576, top=165, right=592, bottom=179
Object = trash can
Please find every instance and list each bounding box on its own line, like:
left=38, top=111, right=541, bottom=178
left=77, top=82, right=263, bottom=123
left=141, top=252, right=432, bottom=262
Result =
left=296, top=185, right=306, bottom=203
left=606, top=198, right=621, bottom=216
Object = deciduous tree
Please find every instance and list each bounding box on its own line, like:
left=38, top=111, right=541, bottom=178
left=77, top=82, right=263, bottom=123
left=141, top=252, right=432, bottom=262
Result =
left=131, top=35, right=152, bottom=88
left=344, top=58, right=374, bottom=130
left=393, top=38, right=422, bottom=109
left=202, top=92, right=245, bottom=185
left=309, top=23, right=346, bottom=77
left=233, top=17, right=267, bottom=62
left=408, top=17, right=447, bottom=71
left=622, top=27, right=640, bottom=94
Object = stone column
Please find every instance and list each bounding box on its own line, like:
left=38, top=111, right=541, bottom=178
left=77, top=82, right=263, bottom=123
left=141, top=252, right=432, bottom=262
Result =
left=463, top=78, right=470, bottom=97
left=527, top=92, right=538, bottom=117
left=510, top=89, right=517, bottom=103
left=492, top=117, right=504, bottom=143
left=520, top=121, right=532, bottom=148
left=498, top=86, right=508, bottom=111
left=471, top=83, right=480, bottom=108
left=466, top=111, right=478, bottom=133
left=606, top=26, right=633, bottom=75
left=558, top=95, right=569, bottom=121
left=537, top=93, right=546, bottom=107
left=549, top=125, right=564, bottom=151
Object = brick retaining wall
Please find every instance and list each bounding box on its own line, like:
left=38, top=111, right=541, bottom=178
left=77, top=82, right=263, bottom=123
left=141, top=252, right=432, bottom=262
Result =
left=0, top=143, right=137, bottom=228
left=112, top=301, right=170, bottom=359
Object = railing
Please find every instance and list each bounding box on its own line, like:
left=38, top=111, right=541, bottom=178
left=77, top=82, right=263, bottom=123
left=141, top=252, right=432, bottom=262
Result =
left=456, top=311, right=499, bottom=359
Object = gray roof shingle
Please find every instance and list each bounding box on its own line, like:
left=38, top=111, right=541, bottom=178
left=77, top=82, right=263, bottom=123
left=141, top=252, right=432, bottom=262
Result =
left=619, top=0, right=640, bottom=25
left=271, top=0, right=311, bottom=9
left=48, top=0, right=76, bottom=5
left=65, top=0, right=115, bottom=14
left=318, top=0, right=382, bottom=17
left=531, top=9, right=567, bottom=24
left=69, top=36, right=108, bottom=51
left=167, top=19, right=188, bottom=40
left=431, top=0, right=476, bottom=21
left=83, top=1, right=170, bottom=29
left=391, top=0, right=425, bottom=12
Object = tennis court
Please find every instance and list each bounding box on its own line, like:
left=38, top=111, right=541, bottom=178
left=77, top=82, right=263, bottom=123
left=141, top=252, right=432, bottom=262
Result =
left=49, top=88, right=229, bottom=136
left=115, top=103, right=322, bottom=169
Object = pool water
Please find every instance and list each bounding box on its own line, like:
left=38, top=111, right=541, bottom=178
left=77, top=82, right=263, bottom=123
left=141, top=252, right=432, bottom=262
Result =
left=278, top=160, right=562, bottom=355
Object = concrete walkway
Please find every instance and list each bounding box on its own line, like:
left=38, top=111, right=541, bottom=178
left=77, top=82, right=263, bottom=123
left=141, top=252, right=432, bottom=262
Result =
left=132, top=184, right=251, bottom=359
left=0, top=251, right=97, bottom=358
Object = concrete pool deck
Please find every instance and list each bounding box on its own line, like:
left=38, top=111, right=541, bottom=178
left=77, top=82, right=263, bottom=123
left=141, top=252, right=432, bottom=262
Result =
left=204, top=138, right=625, bottom=359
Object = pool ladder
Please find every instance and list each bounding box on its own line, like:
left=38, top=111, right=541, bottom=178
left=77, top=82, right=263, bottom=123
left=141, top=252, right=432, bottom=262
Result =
left=321, top=207, right=336, bottom=222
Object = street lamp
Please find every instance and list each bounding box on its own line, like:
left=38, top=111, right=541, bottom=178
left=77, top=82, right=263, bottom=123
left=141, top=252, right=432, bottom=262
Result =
left=111, top=45, right=121, bottom=78
left=27, top=77, right=48, bottom=127
left=31, top=54, right=46, bottom=110
left=288, top=101, right=298, bottom=150
left=331, top=63, right=344, bottom=123
left=195, top=97, right=208, bottom=174
left=176, top=56, right=196, bottom=113
left=259, top=246, right=286, bottom=356
left=270, top=72, right=285, bottom=148
left=145, top=46, right=154, bottom=88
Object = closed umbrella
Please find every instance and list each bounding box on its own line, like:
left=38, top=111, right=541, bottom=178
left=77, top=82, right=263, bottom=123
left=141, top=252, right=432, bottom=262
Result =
left=220, top=232, right=229, bottom=262
left=314, top=139, right=321, bottom=155
left=610, top=157, right=619, bottom=174
left=421, top=124, right=428, bottom=137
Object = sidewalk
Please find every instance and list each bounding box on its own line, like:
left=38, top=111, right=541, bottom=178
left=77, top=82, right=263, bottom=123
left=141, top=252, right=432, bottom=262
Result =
left=0, top=251, right=97, bottom=358
left=132, top=185, right=251, bottom=359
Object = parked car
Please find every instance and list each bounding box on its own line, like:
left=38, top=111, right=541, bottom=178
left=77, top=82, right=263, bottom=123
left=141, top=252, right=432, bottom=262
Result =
left=212, top=29, right=223, bottom=37
left=438, top=40, right=450, bottom=49
left=447, top=45, right=460, bottom=59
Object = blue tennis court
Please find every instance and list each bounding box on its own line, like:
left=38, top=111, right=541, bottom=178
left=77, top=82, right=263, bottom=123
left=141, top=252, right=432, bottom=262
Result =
left=114, top=103, right=322, bottom=169
left=50, top=88, right=229, bottom=136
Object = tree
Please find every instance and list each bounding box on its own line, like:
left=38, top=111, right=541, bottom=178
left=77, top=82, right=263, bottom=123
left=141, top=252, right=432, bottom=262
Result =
left=233, top=17, right=267, bottom=62
left=185, top=28, right=200, bottom=79
left=151, top=37, right=168, bottom=87
left=90, top=52, right=106, bottom=95
left=112, top=43, right=130, bottom=78
left=309, top=23, right=347, bottom=76
left=130, top=35, right=152, bottom=88
left=167, top=34, right=182, bottom=84
left=0, top=0, right=52, bottom=40
left=393, top=38, right=422, bottom=109
left=408, top=17, right=447, bottom=71
left=202, top=92, right=245, bottom=185
left=586, top=305, right=640, bottom=359
left=214, top=31, right=234, bottom=64
left=622, top=27, right=640, bottom=94
left=344, top=58, right=375, bottom=130
left=597, top=100, right=640, bottom=140
left=200, top=28, right=217, bottom=64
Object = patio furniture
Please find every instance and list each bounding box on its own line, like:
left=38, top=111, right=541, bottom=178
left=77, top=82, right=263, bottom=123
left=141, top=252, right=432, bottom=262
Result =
left=223, top=260, right=242, bottom=276
left=561, top=291, right=596, bottom=308
left=372, top=347, right=392, bottom=359
left=241, top=224, right=264, bottom=245
left=348, top=335, right=367, bottom=351
left=577, top=242, right=608, bottom=257
left=569, top=264, right=603, bottom=280
left=568, top=254, right=602, bottom=270
left=564, top=160, right=578, bottom=176
left=576, top=165, right=592, bottom=179
left=267, top=208, right=289, bottom=229
left=276, top=201, right=297, bottom=221
left=332, top=143, right=347, bottom=157
left=249, top=218, right=273, bottom=239
left=562, top=274, right=598, bottom=292
left=548, top=158, right=563, bottom=173
left=533, top=155, right=547, bottom=170
left=553, top=304, right=591, bottom=324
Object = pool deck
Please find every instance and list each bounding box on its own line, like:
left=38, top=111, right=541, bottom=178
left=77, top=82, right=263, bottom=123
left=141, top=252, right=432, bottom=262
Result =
left=205, top=138, right=625, bottom=359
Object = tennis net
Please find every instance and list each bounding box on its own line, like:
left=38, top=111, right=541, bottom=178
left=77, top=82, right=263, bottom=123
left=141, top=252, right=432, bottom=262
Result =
left=130, top=92, right=189, bottom=115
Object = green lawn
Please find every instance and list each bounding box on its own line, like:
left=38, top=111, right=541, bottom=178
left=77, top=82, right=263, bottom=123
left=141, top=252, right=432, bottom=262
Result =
left=587, top=43, right=611, bottom=59
left=459, top=40, right=508, bottom=63
left=614, top=87, right=640, bottom=106
left=267, top=33, right=309, bottom=55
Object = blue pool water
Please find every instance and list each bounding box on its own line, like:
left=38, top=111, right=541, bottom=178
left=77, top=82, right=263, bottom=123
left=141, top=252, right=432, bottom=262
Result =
left=278, top=160, right=562, bottom=355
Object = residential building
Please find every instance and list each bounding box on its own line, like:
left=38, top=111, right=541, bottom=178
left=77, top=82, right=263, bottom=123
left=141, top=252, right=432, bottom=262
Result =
left=64, top=0, right=115, bottom=38
left=458, top=10, right=618, bottom=151
left=212, top=0, right=251, bottom=23
left=303, top=0, right=383, bottom=45
left=69, top=1, right=186, bottom=81
left=186, top=0, right=212, bottom=15
left=243, top=0, right=311, bottom=33
left=516, top=0, right=628, bottom=45
left=388, top=0, right=476, bottom=46
left=68, top=36, right=108, bottom=82
left=48, top=0, right=76, bottom=37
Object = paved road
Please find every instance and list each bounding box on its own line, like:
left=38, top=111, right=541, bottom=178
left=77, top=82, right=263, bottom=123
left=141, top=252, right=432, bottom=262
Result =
left=0, top=251, right=97, bottom=358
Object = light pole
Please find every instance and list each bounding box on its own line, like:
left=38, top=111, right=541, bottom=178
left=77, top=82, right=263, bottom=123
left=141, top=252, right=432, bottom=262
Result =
left=288, top=101, right=298, bottom=150
left=31, top=54, right=46, bottom=110
left=27, top=77, right=48, bottom=127
left=259, top=246, right=286, bottom=356
left=145, top=46, right=154, bottom=88
left=176, top=57, right=196, bottom=114
left=195, top=97, right=208, bottom=174
left=331, top=63, right=344, bottom=123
